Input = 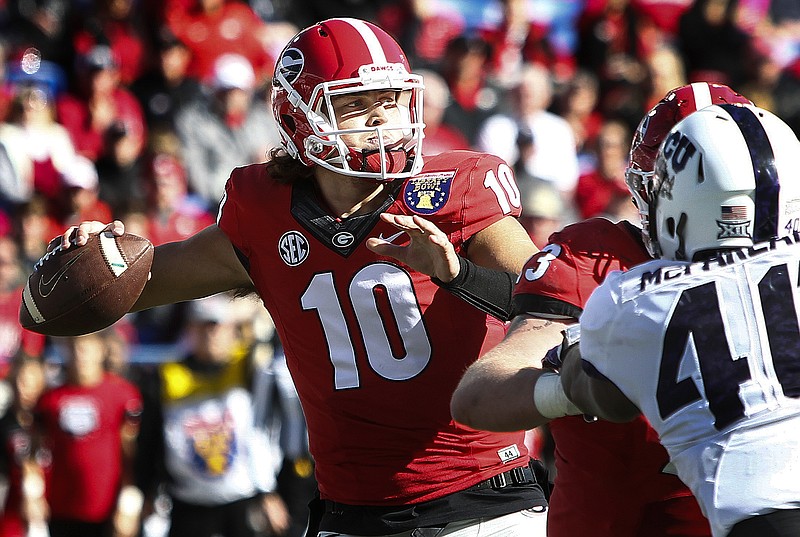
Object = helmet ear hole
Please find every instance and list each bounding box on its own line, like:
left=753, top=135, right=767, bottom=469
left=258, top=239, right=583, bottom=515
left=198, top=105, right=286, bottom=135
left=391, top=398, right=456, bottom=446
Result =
left=666, top=217, right=676, bottom=237
left=281, top=114, right=296, bottom=133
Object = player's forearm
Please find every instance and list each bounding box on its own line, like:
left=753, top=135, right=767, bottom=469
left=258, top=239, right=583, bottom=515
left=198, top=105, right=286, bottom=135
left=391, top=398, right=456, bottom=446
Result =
left=132, top=225, right=253, bottom=311
left=560, top=344, right=640, bottom=423
left=451, top=316, right=569, bottom=431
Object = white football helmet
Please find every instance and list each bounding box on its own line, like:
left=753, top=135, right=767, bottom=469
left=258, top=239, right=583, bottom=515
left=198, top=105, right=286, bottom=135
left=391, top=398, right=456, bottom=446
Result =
left=650, top=104, right=800, bottom=261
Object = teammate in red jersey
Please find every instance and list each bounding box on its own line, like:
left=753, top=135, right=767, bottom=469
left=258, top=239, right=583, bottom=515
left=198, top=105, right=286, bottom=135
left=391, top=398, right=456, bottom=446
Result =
left=451, top=82, right=752, bottom=537
left=50, top=18, right=551, bottom=537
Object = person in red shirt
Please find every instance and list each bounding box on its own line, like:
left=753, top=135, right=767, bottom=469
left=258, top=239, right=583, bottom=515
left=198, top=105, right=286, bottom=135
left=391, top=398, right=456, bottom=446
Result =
left=72, top=0, right=150, bottom=86
left=52, top=18, right=550, bottom=537
left=452, top=82, right=753, bottom=537
left=56, top=45, right=146, bottom=163
left=573, top=118, right=635, bottom=220
left=164, top=0, right=274, bottom=84
left=142, top=150, right=214, bottom=246
left=34, top=331, right=143, bottom=537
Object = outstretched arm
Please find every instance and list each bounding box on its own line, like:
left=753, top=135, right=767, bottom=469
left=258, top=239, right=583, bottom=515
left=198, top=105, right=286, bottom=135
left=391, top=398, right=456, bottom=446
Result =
left=560, top=343, right=641, bottom=423
left=450, top=315, right=577, bottom=431
left=53, top=221, right=254, bottom=311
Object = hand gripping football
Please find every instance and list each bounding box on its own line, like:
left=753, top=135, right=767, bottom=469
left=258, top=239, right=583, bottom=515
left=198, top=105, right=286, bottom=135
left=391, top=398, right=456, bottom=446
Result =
left=19, top=231, right=154, bottom=337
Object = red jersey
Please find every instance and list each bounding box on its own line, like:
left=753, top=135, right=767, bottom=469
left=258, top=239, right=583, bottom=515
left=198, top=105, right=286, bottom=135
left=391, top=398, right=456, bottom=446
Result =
left=513, top=218, right=710, bottom=537
left=35, top=374, right=142, bottom=523
left=218, top=151, right=529, bottom=506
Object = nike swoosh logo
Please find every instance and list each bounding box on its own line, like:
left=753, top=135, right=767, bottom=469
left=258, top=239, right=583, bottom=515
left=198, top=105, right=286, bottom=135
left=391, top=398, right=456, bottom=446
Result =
left=38, top=250, right=87, bottom=298
left=377, top=231, right=406, bottom=243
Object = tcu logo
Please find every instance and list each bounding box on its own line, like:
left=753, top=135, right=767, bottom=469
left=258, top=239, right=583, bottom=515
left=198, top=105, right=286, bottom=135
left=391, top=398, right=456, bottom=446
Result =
left=279, top=231, right=310, bottom=266
left=661, top=131, right=697, bottom=173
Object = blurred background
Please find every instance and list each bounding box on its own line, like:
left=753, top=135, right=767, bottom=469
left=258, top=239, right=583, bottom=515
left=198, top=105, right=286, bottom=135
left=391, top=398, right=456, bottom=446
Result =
left=0, top=0, right=798, bottom=536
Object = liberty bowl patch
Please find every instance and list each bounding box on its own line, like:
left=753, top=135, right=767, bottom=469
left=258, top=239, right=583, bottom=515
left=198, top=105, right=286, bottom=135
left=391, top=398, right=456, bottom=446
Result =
left=403, top=171, right=456, bottom=215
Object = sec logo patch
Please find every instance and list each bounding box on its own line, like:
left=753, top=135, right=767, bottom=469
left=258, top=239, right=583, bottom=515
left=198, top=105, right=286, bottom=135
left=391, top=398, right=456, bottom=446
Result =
left=279, top=231, right=310, bottom=266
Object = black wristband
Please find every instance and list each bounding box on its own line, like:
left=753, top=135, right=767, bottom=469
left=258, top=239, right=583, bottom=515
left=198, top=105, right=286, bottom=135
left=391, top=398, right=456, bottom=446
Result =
left=432, top=256, right=515, bottom=321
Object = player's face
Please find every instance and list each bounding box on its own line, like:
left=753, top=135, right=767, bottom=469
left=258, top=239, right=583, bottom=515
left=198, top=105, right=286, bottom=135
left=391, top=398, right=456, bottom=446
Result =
left=331, top=89, right=410, bottom=151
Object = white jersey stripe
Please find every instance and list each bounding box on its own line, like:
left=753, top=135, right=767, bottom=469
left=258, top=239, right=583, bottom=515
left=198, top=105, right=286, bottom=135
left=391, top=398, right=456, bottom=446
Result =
left=342, top=18, right=387, bottom=64
left=690, top=82, right=713, bottom=110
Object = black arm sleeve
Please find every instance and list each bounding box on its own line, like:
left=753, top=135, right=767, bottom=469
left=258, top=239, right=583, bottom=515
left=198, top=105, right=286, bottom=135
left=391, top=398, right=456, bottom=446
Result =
left=432, top=256, right=515, bottom=321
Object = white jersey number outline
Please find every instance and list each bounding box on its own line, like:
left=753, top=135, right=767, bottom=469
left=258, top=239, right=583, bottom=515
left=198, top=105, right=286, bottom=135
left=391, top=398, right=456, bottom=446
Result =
left=301, top=263, right=432, bottom=390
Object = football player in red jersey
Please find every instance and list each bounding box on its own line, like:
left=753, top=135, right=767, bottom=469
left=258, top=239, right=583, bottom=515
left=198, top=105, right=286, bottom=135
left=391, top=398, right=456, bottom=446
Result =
left=52, top=18, right=552, bottom=537
left=451, top=82, right=753, bottom=537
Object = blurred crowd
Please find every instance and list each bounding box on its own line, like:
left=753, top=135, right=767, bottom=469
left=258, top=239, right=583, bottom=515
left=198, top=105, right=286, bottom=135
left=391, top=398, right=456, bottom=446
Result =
left=0, top=0, right=798, bottom=535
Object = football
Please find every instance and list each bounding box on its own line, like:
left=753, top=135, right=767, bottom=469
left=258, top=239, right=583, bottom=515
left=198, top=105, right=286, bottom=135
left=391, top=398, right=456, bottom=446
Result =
left=19, top=231, right=154, bottom=337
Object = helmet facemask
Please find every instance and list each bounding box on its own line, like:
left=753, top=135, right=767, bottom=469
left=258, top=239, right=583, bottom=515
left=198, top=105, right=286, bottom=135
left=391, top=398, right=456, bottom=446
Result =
left=276, top=62, right=425, bottom=182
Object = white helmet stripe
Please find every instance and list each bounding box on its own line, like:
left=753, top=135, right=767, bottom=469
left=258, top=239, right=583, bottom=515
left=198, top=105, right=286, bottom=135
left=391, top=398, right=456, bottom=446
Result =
left=690, top=82, right=713, bottom=110
left=342, top=18, right=388, bottom=64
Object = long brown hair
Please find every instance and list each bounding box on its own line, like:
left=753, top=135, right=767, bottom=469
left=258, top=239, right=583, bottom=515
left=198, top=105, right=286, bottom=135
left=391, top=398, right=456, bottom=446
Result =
left=265, top=147, right=315, bottom=184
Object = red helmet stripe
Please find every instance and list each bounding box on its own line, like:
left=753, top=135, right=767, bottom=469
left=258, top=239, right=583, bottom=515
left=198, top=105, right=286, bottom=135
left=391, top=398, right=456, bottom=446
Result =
left=341, top=18, right=388, bottom=64
left=689, top=82, right=713, bottom=110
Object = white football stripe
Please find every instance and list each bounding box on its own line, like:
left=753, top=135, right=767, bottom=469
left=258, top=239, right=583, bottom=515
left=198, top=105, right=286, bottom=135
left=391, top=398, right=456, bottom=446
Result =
left=100, top=231, right=129, bottom=277
left=690, top=82, right=713, bottom=110
left=23, top=280, right=45, bottom=323
left=343, top=18, right=387, bottom=64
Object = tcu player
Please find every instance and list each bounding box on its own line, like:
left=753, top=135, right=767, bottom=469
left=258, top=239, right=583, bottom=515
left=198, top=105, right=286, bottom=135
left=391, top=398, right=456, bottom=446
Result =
left=451, top=82, right=752, bottom=537
left=55, top=18, right=551, bottom=537
left=561, top=104, right=800, bottom=536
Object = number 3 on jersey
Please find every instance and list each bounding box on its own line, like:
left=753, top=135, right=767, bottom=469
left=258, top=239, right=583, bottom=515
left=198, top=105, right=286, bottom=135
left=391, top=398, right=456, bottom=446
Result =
left=301, top=263, right=432, bottom=390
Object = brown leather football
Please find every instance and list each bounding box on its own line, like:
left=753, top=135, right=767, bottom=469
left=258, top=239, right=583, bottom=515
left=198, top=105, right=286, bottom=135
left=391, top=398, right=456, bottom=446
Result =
left=19, top=231, right=154, bottom=337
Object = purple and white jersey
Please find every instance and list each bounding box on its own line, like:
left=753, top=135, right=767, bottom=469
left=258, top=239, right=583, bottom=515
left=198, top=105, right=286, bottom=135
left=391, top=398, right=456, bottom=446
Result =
left=580, top=235, right=800, bottom=537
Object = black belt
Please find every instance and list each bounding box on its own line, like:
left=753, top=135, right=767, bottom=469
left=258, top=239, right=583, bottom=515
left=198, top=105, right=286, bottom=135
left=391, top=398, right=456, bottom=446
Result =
left=469, top=464, right=536, bottom=491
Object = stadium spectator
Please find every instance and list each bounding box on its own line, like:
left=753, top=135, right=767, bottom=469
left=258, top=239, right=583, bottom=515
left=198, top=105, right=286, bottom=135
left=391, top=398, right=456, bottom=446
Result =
left=135, top=294, right=289, bottom=537
left=0, top=75, right=76, bottom=210
left=0, top=237, right=45, bottom=380
left=439, top=35, right=506, bottom=146
left=477, top=63, right=580, bottom=197
left=575, top=0, right=650, bottom=128
left=479, top=0, right=559, bottom=87
left=415, top=69, right=470, bottom=156
left=56, top=155, right=113, bottom=227
left=72, top=0, right=151, bottom=86
left=13, top=196, right=61, bottom=271
left=142, top=146, right=214, bottom=247
left=175, top=53, right=278, bottom=208
left=164, top=0, right=274, bottom=84
left=678, top=0, right=756, bottom=87
left=34, top=331, right=143, bottom=537
left=56, top=45, right=146, bottom=163
left=551, top=69, right=603, bottom=161
left=0, top=357, right=49, bottom=537
left=573, top=119, right=632, bottom=220
left=130, top=27, right=205, bottom=132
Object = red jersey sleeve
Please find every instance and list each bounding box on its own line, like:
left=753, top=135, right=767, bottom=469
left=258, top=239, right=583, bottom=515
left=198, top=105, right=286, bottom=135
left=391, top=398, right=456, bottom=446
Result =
left=513, top=218, right=650, bottom=318
left=408, top=151, right=522, bottom=249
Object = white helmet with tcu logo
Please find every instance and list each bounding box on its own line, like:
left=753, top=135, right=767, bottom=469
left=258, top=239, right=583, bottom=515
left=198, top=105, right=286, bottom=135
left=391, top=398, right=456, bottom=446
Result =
left=650, top=103, right=800, bottom=261
left=271, top=17, right=425, bottom=182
